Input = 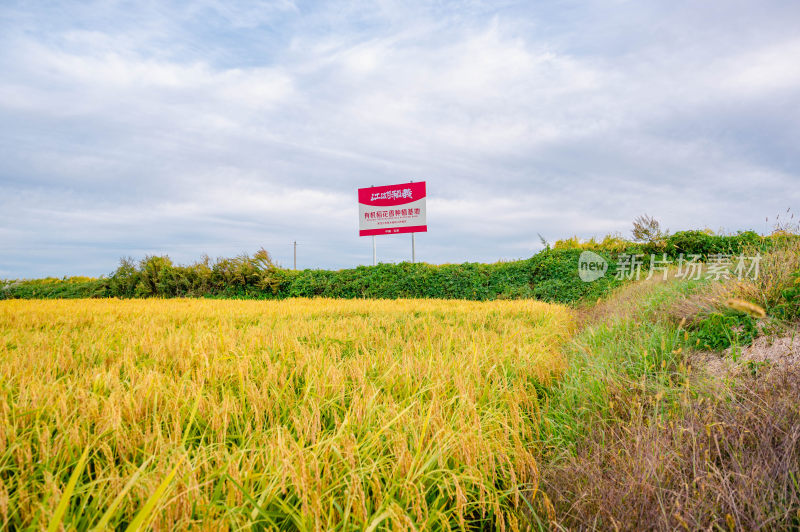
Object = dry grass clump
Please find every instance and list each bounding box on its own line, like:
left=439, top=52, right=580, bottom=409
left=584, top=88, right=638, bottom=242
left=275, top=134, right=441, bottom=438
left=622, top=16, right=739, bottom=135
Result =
left=0, top=298, right=573, bottom=530
left=662, top=280, right=735, bottom=326
left=661, top=236, right=799, bottom=327
left=652, top=234, right=800, bottom=328
left=539, top=366, right=800, bottom=531
left=736, top=235, right=800, bottom=310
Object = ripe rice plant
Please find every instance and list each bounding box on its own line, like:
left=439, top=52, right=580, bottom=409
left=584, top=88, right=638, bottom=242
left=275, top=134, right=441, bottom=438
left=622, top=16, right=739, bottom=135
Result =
left=0, top=298, right=573, bottom=530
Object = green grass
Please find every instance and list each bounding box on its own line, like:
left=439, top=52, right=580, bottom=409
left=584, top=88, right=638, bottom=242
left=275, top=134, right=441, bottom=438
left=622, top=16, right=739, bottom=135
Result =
left=533, top=256, right=800, bottom=529
left=539, top=277, right=707, bottom=455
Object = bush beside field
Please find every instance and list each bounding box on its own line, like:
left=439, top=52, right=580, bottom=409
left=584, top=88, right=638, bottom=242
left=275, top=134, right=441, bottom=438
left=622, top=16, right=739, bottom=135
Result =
left=1, top=248, right=623, bottom=304
left=1, top=230, right=793, bottom=305
left=554, top=229, right=771, bottom=256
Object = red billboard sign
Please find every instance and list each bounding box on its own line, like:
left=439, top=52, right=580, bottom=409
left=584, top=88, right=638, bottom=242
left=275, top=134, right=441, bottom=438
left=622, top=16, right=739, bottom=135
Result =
left=358, top=182, right=427, bottom=236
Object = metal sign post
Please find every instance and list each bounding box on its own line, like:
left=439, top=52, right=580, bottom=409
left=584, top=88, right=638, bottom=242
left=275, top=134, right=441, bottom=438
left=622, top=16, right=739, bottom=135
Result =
left=411, top=233, right=415, bottom=263
left=372, top=236, right=377, bottom=266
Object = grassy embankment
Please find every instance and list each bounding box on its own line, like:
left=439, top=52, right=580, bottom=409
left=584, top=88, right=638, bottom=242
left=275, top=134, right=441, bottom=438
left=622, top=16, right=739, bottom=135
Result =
left=534, top=236, right=800, bottom=530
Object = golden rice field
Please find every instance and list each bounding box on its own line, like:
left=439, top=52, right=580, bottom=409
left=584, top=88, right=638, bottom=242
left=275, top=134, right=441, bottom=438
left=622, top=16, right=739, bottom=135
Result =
left=0, top=298, right=573, bottom=530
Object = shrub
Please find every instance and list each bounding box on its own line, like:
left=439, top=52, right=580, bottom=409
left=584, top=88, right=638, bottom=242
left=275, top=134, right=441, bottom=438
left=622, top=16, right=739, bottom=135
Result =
left=135, top=256, right=176, bottom=297
left=631, top=214, right=668, bottom=254
left=0, top=277, right=108, bottom=299
left=735, top=235, right=800, bottom=313
left=689, top=310, right=757, bottom=351
left=772, top=271, right=800, bottom=321
left=553, top=234, right=640, bottom=255
left=665, top=230, right=766, bottom=258
left=108, top=257, right=139, bottom=297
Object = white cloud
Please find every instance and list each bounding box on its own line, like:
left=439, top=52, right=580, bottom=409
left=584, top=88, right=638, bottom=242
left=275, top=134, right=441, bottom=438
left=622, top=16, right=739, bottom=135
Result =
left=720, top=39, right=800, bottom=95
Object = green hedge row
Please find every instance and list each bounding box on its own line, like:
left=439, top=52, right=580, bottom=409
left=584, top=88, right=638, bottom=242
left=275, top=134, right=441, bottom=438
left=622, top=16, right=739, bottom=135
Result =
left=7, top=231, right=786, bottom=303
left=662, top=230, right=767, bottom=257
left=555, top=230, right=774, bottom=258
left=1, top=248, right=622, bottom=304
left=0, top=278, right=108, bottom=299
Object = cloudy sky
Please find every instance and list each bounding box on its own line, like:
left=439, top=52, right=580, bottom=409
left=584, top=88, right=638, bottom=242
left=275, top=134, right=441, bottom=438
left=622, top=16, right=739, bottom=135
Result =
left=1, top=1, right=799, bottom=278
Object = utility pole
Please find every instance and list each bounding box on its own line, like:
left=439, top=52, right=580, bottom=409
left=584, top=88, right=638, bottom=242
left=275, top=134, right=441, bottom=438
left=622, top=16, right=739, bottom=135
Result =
left=409, top=179, right=415, bottom=263
left=371, top=184, right=377, bottom=266
left=293, top=241, right=297, bottom=270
